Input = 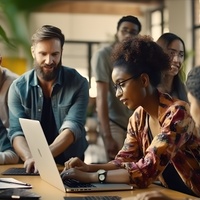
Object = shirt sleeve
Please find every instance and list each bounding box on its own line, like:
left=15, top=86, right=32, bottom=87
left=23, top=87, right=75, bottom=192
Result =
left=0, top=150, right=19, bottom=164
left=110, top=102, right=195, bottom=188
left=60, top=77, right=89, bottom=141
left=91, top=46, right=112, bottom=83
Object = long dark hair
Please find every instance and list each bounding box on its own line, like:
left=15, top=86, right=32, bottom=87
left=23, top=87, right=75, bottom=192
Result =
left=157, top=33, right=188, bottom=102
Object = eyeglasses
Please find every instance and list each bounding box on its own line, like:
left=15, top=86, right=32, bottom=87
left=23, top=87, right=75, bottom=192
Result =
left=114, top=76, right=135, bottom=93
left=167, top=48, right=184, bottom=59
left=120, top=28, right=139, bottom=36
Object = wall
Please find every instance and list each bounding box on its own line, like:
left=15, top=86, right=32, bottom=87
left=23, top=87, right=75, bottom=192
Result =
left=165, top=0, right=193, bottom=74
left=0, top=0, right=193, bottom=76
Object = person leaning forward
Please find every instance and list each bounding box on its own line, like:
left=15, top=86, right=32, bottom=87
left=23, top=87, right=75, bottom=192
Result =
left=7, top=25, right=89, bottom=173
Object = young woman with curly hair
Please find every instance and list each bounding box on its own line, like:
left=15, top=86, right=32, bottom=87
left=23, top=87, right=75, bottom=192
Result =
left=61, top=35, right=200, bottom=197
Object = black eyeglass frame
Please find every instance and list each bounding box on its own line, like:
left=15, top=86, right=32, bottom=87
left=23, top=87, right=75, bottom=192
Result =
left=113, top=74, right=139, bottom=93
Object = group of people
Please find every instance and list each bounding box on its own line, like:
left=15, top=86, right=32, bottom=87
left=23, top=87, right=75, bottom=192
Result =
left=0, top=15, right=200, bottom=199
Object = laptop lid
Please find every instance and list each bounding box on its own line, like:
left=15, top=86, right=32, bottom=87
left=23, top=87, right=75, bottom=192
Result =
left=19, top=118, right=133, bottom=193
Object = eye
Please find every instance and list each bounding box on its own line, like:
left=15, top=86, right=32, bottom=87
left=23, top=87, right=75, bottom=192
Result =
left=169, top=50, right=175, bottom=56
left=179, top=53, right=184, bottom=58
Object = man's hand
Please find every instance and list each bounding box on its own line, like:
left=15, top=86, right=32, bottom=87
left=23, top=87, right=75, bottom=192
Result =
left=24, top=157, right=38, bottom=174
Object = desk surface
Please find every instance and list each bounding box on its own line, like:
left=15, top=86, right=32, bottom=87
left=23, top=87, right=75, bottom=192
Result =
left=0, top=164, right=195, bottom=200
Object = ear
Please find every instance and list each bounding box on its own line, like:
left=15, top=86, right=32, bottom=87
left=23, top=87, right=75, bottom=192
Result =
left=140, top=73, right=149, bottom=87
left=31, top=46, right=35, bottom=59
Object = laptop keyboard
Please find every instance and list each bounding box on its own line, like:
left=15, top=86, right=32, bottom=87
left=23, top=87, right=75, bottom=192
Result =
left=2, top=168, right=39, bottom=176
left=64, top=196, right=121, bottom=200
left=63, top=179, right=96, bottom=188
left=85, top=196, right=121, bottom=200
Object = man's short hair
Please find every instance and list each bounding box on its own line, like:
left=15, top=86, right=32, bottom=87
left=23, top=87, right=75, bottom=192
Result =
left=117, top=15, right=142, bottom=33
left=31, top=25, right=65, bottom=48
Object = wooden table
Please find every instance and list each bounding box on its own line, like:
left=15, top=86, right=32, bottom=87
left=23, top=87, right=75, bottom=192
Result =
left=0, top=164, right=195, bottom=200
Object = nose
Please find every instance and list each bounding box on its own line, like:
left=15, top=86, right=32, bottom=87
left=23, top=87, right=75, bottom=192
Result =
left=115, top=88, right=123, bottom=98
left=172, top=54, right=180, bottom=62
left=45, top=55, right=53, bottom=65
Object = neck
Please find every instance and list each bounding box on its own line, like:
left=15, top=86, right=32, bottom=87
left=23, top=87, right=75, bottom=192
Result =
left=38, top=78, right=55, bottom=98
left=143, top=88, right=159, bottom=120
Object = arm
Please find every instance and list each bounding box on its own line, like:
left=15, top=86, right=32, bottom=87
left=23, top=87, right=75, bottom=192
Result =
left=0, top=150, right=19, bottom=164
left=96, top=81, right=119, bottom=159
left=49, top=129, right=74, bottom=157
left=12, top=136, right=31, bottom=162
left=61, top=168, right=130, bottom=184
left=7, top=81, right=30, bottom=162
left=50, top=77, right=89, bottom=157
left=112, top=103, right=195, bottom=188
left=13, top=136, right=36, bottom=173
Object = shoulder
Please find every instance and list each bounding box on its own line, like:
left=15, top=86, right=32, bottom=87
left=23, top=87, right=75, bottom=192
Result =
left=61, top=66, right=85, bottom=78
left=158, top=93, right=192, bottom=129
left=129, top=107, right=147, bottom=128
left=61, top=66, right=88, bottom=85
left=2, top=67, right=19, bottom=82
left=11, top=69, right=35, bottom=88
left=159, top=92, right=190, bottom=114
left=93, top=44, right=112, bottom=57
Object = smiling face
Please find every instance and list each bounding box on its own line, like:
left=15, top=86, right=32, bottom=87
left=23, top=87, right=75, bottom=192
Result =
left=187, top=92, right=200, bottom=128
left=165, top=39, right=184, bottom=76
left=112, top=66, right=148, bottom=111
left=31, top=38, right=62, bottom=82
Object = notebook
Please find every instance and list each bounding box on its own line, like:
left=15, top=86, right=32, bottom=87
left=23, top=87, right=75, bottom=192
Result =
left=19, top=118, right=134, bottom=193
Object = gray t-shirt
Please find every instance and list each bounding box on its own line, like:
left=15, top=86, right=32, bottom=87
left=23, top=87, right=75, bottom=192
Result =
left=91, top=44, right=132, bottom=129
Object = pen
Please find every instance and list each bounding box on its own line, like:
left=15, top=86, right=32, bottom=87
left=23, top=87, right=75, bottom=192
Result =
left=0, top=179, right=31, bottom=186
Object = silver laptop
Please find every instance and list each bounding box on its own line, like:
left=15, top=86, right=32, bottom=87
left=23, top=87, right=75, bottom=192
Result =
left=19, top=118, right=134, bottom=193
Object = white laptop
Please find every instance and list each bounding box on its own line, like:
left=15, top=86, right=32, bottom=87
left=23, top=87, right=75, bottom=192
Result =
left=19, top=118, right=134, bottom=193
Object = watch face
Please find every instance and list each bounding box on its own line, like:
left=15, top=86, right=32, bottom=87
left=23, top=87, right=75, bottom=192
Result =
left=99, top=174, right=105, bottom=181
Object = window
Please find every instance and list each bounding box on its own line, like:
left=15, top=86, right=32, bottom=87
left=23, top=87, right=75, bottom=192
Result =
left=149, top=7, right=168, bottom=41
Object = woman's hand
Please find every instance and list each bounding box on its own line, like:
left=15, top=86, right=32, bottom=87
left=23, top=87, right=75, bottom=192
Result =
left=61, top=168, right=96, bottom=183
left=63, top=157, right=89, bottom=172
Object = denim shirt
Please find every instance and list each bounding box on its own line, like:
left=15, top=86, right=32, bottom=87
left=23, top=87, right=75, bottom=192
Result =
left=8, top=66, right=89, bottom=160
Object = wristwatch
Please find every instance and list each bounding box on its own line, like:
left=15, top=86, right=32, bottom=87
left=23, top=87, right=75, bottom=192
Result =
left=97, top=169, right=107, bottom=183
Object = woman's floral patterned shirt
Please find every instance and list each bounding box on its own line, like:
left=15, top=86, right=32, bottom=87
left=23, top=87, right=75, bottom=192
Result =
left=110, top=92, right=200, bottom=196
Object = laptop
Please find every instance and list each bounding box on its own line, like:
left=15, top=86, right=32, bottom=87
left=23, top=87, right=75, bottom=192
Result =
left=19, top=118, right=134, bottom=193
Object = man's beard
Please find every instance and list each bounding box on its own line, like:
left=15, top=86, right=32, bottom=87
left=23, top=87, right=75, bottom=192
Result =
left=34, top=60, right=62, bottom=81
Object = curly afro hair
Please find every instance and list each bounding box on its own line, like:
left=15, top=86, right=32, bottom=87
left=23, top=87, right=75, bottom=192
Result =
left=111, top=35, right=170, bottom=87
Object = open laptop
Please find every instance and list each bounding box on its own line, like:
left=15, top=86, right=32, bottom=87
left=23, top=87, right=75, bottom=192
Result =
left=19, top=118, right=134, bottom=193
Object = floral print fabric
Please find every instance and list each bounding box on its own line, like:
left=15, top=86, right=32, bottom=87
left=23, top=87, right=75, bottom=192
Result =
left=110, top=92, right=200, bottom=196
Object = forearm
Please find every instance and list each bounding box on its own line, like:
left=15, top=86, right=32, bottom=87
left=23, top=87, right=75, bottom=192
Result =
left=87, top=162, right=118, bottom=172
left=76, top=168, right=130, bottom=184
left=50, top=129, right=74, bottom=157
left=13, top=136, right=32, bottom=162
left=87, top=169, right=130, bottom=183
left=96, top=95, right=112, bottom=139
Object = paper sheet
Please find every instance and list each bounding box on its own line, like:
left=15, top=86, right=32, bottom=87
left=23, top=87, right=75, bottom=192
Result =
left=0, top=178, right=32, bottom=189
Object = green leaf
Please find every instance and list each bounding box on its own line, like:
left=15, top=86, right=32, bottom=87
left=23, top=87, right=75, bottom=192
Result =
left=0, top=25, right=15, bottom=48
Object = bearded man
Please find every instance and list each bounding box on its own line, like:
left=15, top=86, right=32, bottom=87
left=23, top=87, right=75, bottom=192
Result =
left=8, top=25, right=89, bottom=173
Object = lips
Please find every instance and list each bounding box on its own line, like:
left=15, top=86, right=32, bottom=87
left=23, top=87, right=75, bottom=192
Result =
left=43, top=65, right=54, bottom=69
left=120, top=99, right=128, bottom=105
